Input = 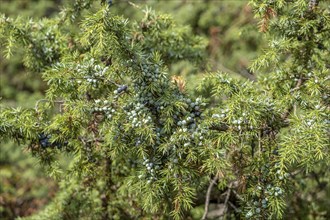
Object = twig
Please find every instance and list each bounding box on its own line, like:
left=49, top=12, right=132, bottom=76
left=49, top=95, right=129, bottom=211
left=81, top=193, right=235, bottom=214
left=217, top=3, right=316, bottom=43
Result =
left=201, top=176, right=218, bottom=220
left=231, top=189, right=243, bottom=201
left=228, top=201, right=239, bottom=212
left=128, top=1, right=141, bottom=9
left=35, top=99, right=65, bottom=115
left=223, top=183, right=233, bottom=214
left=289, top=78, right=303, bottom=93
left=217, top=62, right=257, bottom=81
left=209, top=123, right=229, bottom=132
left=240, top=68, right=257, bottom=81
left=289, top=169, right=303, bottom=178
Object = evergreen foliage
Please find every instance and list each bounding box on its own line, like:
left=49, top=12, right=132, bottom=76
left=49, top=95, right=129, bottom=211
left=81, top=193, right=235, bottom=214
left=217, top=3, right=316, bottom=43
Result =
left=0, top=0, right=329, bottom=219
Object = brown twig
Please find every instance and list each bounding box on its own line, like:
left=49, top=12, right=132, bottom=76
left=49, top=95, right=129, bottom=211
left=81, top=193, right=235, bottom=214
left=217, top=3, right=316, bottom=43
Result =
left=228, top=201, right=239, bottom=212
left=223, top=183, right=233, bottom=214
left=201, top=176, right=218, bottom=220
left=231, top=189, right=243, bottom=201
left=209, top=123, right=229, bottom=132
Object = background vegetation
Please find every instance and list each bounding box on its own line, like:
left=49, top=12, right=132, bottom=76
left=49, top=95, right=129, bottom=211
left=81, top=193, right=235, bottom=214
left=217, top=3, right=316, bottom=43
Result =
left=0, top=0, right=329, bottom=219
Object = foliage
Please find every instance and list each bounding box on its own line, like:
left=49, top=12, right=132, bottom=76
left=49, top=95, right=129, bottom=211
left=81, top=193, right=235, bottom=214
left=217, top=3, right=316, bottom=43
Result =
left=0, top=1, right=63, bottom=218
left=0, top=0, right=329, bottom=219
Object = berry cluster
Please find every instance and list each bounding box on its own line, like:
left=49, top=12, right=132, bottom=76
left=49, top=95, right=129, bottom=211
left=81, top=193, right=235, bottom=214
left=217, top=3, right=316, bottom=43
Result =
left=246, top=200, right=266, bottom=218
left=167, top=158, right=180, bottom=179
left=172, top=122, right=207, bottom=148
left=173, top=98, right=207, bottom=144
left=183, top=97, right=204, bottom=118
left=114, top=85, right=128, bottom=95
left=132, top=63, right=166, bottom=95
left=92, top=99, right=115, bottom=119
left=244, top=161, right=288, bottom=219
left=76, top=58, right=109, bottom=87
left=142, top=64, right=162, bottom=83
left=272, top=162, right=289, bottom=181
left=30, top=29, right=60, bottom=64
left=266, top=185, right=283, bottom=197
left=38, top=133, right=67, bottom=149
left=212, top=111, right=255, bottom=131
left=275, top=169, right=289, bottom=181
left=164, top=98, right=208, bottom=177
left=118, top=62, right=208, bottom=184
left=125, top=102, right=153, bottom=128
left=245, top=193, right=270, bottom=218
left=139, top=157, right=161, bottom=183
left=38, top=133, right=52, bottom=147
left=212, top=109, right=228, bottom=119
